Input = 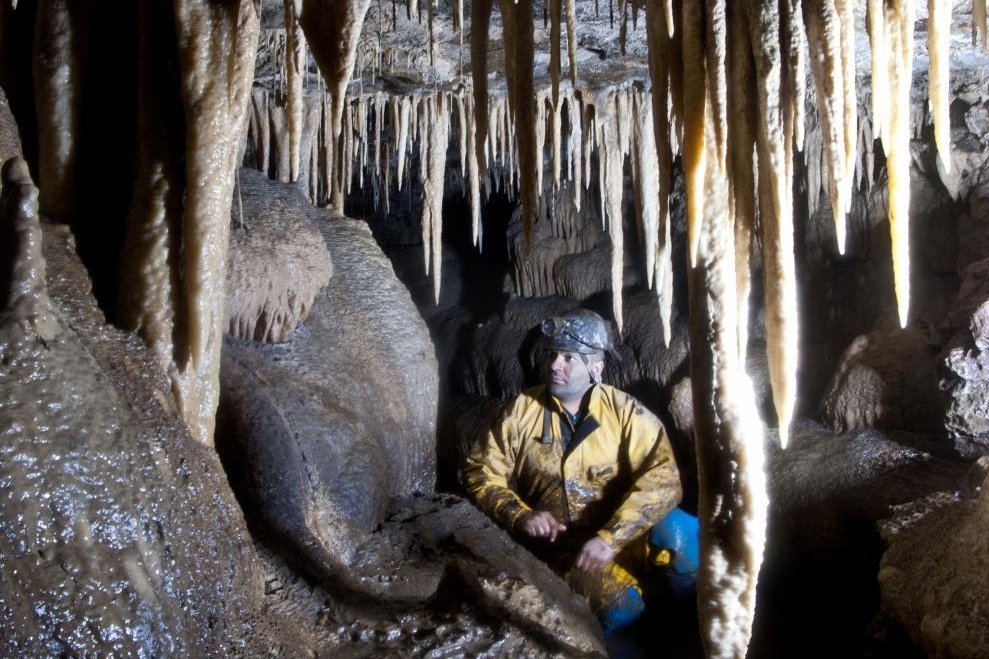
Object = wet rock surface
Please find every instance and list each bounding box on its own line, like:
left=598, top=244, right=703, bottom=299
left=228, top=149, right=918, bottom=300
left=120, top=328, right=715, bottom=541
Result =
left=0, top=169, right=304, bottom=657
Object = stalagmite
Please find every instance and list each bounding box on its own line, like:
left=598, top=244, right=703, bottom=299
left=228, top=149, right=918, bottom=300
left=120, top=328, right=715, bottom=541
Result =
left=928, top=0, right=951, bottom=172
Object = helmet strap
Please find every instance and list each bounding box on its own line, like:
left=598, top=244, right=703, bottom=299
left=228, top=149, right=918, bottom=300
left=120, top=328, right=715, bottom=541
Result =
left=580, top=353, right=601, bottom=385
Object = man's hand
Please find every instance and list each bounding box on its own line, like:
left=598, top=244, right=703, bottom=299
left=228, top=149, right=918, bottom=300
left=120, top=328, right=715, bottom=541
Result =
left=515, top=510, right=567, bottom=542
left=574, top=536, right=615, bottom=572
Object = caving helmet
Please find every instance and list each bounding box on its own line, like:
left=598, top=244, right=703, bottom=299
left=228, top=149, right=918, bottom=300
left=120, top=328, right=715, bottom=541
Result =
left=540, top=308, right=615, bottom=355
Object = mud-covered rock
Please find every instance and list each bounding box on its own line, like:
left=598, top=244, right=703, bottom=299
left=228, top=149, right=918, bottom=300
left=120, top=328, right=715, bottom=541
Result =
left=0, top=163, right=306, bottom=658
left=225, top=168, right=333, bottom=342
left=818, top=327, right=946, bottom=435
left=216, top=172, right=438, bottom=590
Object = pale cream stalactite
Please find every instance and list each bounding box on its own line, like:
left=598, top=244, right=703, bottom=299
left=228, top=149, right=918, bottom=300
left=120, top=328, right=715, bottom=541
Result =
left=632, top=88, right=672, bottom=344
left=464, top=90, right=483, bottom=249
left=397, top=94, right=411, bottom=188
left=251, top=90, right=272, bottom=172
left=535, top=91, right=548, bottom=194
left=680, top=0, right=708, bottom=267
left=689, top=99, right=768, bottom=659
left=551, top=94, right=563, bottom=190
left=803, top=0, right=849, bottom=254
left=644, top=0, right=674, bottom=345
left=374, top=91, right=384, bottom=200
left=597, top=88, right=627, bottom=331
left=32, top=0, right=78, bottom=223
left=705, top=0, right=729, bottom=172
left=728, top=1, right=757, bottom=366
left=570, top=93, right=585, bottom=212
left=867, top=0, right=889, bottom=143
left=284, top=0, right=306, bottom=182
left=300, top=0, right=372, bottom=211
left=419, top=92, right=450, bottom=303
left=835, top=0, right=857, bottom=217
left=172, top=0, right=260, bottom=444
left=781, top=0, right=806, bottom=169
left=320, top=92, right=333, bottom=202
left=928, top=0, right=952, bottom=173
left=744, top=0, right=799, bottom=449
left=885, top=0, right=914, bottom=328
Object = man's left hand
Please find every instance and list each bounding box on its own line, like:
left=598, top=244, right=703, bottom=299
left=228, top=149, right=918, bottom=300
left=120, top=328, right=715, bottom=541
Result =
left=574, top=536, right=615, bottom=572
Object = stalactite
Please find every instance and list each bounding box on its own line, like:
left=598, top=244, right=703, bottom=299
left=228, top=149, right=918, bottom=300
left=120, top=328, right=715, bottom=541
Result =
left=397, top=94, right=411, bottom=188
left=32, top=0, right=77, bottom=223
left=644, top=0, right=674, bottom=346
left=867, top=0, right=889, bottom=143
left=803, top=0, right=850, bottom=255
left=836, top=0, right=857, bottom=221
left=705, top=0, right=729, bottom=170
left=681, top=1, right=708, bottom=267
left=597, top=87, right=631, bottom=331
left=569, top=92, right=584, bottom=213
left=284, top=0, right=306, bottom=182
left=499, top=0, right=537, bottom=250
left=928, top=0, right=951, bottom=172
left=418, top=92, right=449, bottom=303
left=782, top=0, right=806, bottom=155
left=171, top=0, right=260, bottom=443
left=464, top=90, right=483, bottom=249
left=744, top=0, right=799, bottom=449
left=551, top=0, right=563, bottom=107
left=300, top=0, right=372, bottom=210
left=535, top=90, right=548, bottom=194
left=728, top=1, right=756, bottom=366
left=885, top=0, right=915, bottom=327
left=250, top=90, right=272, bottom=173
left=632, top=87, right=672, bottom=344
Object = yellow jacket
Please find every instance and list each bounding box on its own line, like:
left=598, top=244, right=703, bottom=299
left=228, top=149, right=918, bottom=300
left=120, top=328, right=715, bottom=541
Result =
left=464, top=384, right=682, bottom=553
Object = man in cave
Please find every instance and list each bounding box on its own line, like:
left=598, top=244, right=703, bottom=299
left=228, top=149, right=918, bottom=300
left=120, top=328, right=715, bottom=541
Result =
left=463, top=308, right=698, bottom=638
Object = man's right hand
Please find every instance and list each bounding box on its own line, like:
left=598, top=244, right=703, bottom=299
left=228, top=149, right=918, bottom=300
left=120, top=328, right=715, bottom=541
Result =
left=515, top=511, right=567, bottom=542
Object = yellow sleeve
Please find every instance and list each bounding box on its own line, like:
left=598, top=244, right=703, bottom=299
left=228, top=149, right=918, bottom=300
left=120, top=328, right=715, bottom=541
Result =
left=597, top=402, right=682, bottom=552
left=463, top=402, right=533, bottom=531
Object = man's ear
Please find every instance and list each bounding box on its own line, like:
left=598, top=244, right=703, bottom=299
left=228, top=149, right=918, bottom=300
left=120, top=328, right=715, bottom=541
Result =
left=591, top=359, right=604, bottom=383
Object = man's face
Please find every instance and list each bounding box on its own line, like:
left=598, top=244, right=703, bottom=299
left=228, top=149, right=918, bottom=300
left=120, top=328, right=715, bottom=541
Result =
left=543, top=350, right=601, bottom=403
